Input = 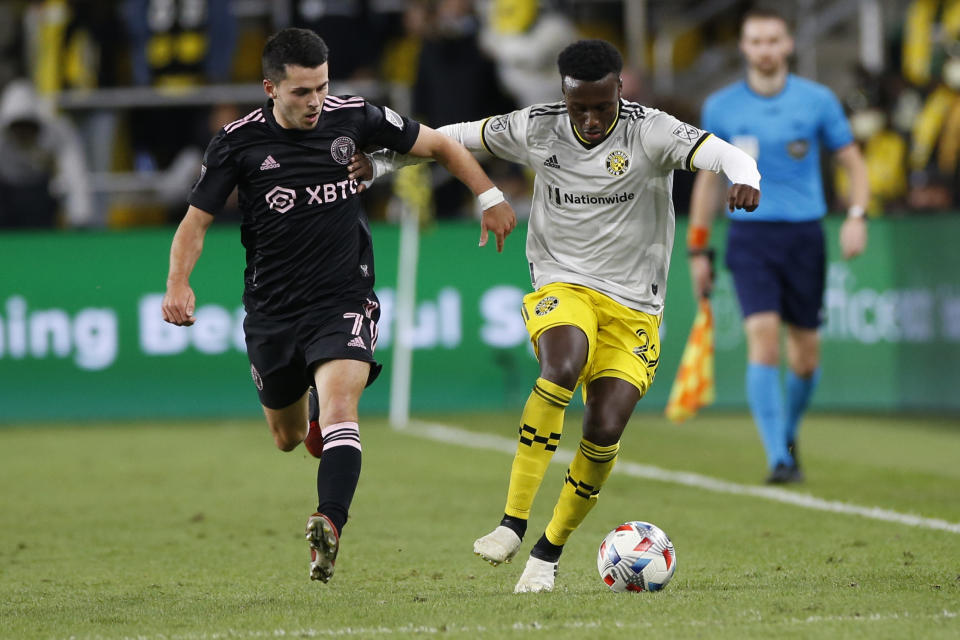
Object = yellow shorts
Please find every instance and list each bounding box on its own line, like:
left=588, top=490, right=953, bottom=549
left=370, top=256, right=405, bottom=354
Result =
left=521, top=282, right=662, bottom=398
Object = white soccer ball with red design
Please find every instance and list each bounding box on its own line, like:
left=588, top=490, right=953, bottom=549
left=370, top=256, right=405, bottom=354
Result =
left=597, top=521, right=676, bottom=592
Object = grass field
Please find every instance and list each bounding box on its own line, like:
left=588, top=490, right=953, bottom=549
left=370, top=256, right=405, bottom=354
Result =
left=1, top=410, right=958, bottom=639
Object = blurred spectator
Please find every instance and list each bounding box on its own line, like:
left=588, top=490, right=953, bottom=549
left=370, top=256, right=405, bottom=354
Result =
left=0, top=79, right=93, bottom=229
left=283, top=0, right=405, bottom=89
left=479, top=0, right=578, bottom=105
left=122, top=0, right=237, bottom=223
left=413, top=0, right=514, bottom=219
left=0, top=1, right=27, bottom=90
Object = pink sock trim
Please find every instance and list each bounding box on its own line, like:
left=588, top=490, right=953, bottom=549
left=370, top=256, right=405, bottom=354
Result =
left=320, top=421, right=361, bottom=452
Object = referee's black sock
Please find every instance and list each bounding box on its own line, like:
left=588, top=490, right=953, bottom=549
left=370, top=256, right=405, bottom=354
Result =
left=316, top=446, right=361, bottom=536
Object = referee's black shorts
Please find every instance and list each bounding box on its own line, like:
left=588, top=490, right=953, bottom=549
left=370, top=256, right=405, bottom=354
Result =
left=243, top=295, right=382, bottom=409
left=725, top=219, right=825, bottom=329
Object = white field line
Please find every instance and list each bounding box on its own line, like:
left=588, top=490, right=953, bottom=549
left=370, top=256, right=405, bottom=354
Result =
left=404, top=421, right=960, bottom=535
left=59, top=610, right=960, bottom=639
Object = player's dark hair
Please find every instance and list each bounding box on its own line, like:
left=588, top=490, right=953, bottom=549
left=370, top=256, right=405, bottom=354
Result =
left=262, top=28, right=329, bottom=82
left=557, top=39, right=623, bottom=82
left=741, top=7, right=793, bottom=34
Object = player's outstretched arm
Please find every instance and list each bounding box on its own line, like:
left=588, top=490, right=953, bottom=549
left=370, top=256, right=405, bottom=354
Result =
left=162, top=206, right=215, bottom=326
left=407, top=125, right=517, bottom=252
left=691, top=135, right=761, bottom=212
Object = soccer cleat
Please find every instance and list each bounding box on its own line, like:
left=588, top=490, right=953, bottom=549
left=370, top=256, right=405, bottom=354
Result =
left=765, top=461, right=804, bottom=484
left=303, top=387, right=323, bottom=458
left=473, top=525, right=521, bottom=566
left=305, top=512, right=339, bottom=582
left=514, top=556, right=558, bottom=593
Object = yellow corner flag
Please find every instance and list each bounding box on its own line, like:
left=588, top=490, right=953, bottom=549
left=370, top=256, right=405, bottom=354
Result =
left=665, top=299, right=716, bottom=423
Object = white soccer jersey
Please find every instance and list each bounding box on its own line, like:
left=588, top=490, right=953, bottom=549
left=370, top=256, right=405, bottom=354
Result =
left=479, top=99, right=710, bottom=315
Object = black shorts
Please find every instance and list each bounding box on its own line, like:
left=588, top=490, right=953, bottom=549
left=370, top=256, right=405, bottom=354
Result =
left=725, top=219, right=825, bottom=329
left=243, top=295, right=382, bottom=409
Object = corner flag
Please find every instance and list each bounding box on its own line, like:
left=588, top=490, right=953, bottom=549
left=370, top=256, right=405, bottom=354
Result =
left=665, top=299, right=715, bottom=423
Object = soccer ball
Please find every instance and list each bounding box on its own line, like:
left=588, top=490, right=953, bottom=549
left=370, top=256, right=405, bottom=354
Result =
left=597, top=521, right=676, bottom=592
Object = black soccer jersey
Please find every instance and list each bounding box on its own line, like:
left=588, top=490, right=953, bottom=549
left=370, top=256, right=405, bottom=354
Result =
left=189, top=96, right=420, bottom=316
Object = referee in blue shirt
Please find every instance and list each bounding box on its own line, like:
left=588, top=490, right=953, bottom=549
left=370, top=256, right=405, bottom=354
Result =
left=688, top=8, right=869, bottom=484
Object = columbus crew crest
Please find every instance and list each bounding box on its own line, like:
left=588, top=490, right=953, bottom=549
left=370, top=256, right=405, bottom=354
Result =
left=535, top=296, right=559, bottom=316
left=605, top=150, right=630, bottom=176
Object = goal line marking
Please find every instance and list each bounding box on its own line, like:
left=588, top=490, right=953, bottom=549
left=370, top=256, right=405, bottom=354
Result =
left=403, top=420, right=960, bottom=535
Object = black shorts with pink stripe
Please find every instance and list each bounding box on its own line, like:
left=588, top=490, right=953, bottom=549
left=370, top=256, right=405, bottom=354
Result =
left=243, top=295, right=382, bottom=409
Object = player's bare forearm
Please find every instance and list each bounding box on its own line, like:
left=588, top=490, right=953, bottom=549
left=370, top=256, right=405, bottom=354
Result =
left=163, top=206, right=214, bottom=326
left=689, top=169, right=722, bottom=228
left=409, top=126, right=495, bottom=196
left=835, top=143, right=869, bottom=259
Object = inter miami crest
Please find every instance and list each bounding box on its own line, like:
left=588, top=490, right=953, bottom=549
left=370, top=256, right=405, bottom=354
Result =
left=535, top=296, right=559, bottom=316
left=331, top=136, right=356, bottom=165
left=605, top=150, right=630, bottom=176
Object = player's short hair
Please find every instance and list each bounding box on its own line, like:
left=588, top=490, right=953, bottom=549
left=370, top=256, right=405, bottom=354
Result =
left=741, top=7, right=793, bottom=34
left=557, top=39, right=623, bottom=82
left=262, top=28, right=329, bottom=83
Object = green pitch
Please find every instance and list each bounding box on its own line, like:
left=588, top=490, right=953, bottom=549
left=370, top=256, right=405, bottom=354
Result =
left=1, top=411, right=958, bottom=639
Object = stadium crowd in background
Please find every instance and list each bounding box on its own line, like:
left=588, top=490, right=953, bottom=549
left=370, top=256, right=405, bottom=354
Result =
left=0, top=0, right=956, bottom=229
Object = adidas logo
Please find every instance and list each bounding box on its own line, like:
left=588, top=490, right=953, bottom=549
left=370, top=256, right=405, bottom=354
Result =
left=260, top=155, right=280, bottom=170
left=544, top=154, right=561, bottom=168
left=347, top=336, right=366, bottom=349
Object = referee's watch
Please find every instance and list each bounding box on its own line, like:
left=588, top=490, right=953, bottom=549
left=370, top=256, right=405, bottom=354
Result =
left=847, top=205, right=866, bottom=219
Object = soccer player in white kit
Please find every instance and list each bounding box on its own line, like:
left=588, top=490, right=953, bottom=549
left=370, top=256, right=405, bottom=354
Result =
left=358, top=39, right=761, bottom=592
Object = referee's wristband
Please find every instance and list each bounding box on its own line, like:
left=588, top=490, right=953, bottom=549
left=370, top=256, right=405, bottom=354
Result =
left=478, top=187, right=505, bottom=211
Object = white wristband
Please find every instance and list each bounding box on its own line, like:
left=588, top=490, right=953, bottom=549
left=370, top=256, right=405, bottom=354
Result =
left=847, top=205, right=865, bottom=219
left=478, top=186, right=505, bottom=211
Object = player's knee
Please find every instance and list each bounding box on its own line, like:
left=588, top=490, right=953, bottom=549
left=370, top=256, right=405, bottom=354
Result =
left=539, top=361, right=582, bottom=390
left=269, top=423, right=306, bottom=452
left=582, top=422, right=622, bottom=447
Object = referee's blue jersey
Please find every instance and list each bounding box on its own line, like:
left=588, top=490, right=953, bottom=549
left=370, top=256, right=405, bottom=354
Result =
left=701, top=74, right=853, bottom=222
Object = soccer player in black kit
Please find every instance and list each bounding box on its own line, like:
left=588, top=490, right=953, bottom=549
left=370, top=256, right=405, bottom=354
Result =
left=161, top=28, right=516, bottom=583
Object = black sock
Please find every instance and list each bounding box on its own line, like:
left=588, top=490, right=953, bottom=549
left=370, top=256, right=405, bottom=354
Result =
left=316, top=447, right=361, bottom=535
left=530, top=533, right=563, bottom=563
left=499, top=514, right=527, bottom=540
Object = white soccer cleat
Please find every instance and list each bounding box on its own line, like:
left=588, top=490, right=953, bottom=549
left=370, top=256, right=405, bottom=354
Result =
left=514, top=556, right=558, bottom=593
left=473, top=525, right=521, bottom=566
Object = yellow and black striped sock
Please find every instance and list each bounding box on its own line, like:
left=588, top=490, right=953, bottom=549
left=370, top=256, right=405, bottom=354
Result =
left=503, top=378, right=573, bottom=520
left=543, top=438, right=619, bottom=546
